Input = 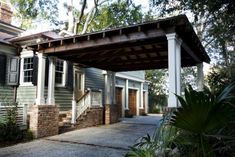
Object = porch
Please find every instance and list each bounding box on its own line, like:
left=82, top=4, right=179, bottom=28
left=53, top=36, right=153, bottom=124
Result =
left=27, top=15, right=210, bottom=138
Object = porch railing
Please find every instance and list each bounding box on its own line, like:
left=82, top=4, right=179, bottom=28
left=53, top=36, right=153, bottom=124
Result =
left=71, top=89, right=102, bottom=124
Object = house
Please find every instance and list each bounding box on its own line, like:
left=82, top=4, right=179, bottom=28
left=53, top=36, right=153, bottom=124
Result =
left=10, top=32, right=149, bottom=134
left=0, top=1, right=25, bottom=127
left=0, top=2, right=149, bottom=137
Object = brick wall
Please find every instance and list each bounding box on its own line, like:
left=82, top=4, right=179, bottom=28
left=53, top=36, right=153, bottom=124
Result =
left=76, top=107, right=104, bottom=129
left=30, top=105, right=59, bottom=138
left=0, top=2, right=12, bottom=24
left=105, top=104, right=119, bottom=124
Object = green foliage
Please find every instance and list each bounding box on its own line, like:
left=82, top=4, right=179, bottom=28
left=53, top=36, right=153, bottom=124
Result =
left=10, top=0, right=59, bottom=28
left=0, top=103, right=21, bottom=141
left=126, top=112, right=180, bottom=157
left=206, top=65, right=234, bottom=94
left=150, top=0, right=235, bottom=65
left=127, top=81, right=235, bottom=157
left=170, top=81, right=235, bottom=156
left=83, top=0, right=144, bottom=33
left=149, top=94, right=167, bottom=113
left=145, top=69, right=167, bottom=95
left=22, top=130, right=34, bottom=141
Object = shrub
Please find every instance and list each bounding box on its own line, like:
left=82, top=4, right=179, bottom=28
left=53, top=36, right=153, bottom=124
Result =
left=126, top=81, right=235, bottom=157
left=0, top=103, right=22, bottom=141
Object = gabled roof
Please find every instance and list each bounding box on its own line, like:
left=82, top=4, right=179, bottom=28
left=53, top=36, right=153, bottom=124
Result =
left=10, top=31, right=62, bottom=43
left=26, top=15, right=210, bottom=72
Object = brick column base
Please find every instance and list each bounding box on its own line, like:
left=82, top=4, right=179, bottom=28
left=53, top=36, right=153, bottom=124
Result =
left=30, top=105, right=59, bottom=138
left=105, top=104, right=119, bottom=125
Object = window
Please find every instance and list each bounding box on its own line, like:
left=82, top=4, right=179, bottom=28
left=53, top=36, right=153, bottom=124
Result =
left=23, top=57, right=33, bottom=83
left=55, top=59, right=66, bottom=86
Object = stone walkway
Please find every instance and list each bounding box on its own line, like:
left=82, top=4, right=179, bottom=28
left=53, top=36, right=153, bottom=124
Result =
left=0, top=115, right=161, bottom=157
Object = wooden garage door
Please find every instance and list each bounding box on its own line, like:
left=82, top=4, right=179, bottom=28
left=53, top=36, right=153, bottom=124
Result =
left=116, top=87, right=122, bottom=118
left=129, top=89, right=137, bottom=116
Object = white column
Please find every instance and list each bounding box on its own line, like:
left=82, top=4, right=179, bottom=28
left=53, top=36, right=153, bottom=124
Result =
left=47, top=57, right=56, bottom=105
left=166, top=33, right=182, bottom=107
left=71, top=100, right=76, bottom=124
left=71, top=65, right=76, bottom=124
left=176, top=38, right=182, bottom=98
left=145, top=91, right=149, bottom=113
left=136, top=90, right=140, bottom=116
left=197, top=63, right=204, bottom=91
left=105, top=71, right=112, bottom=104
left=111, top=72, right=116, bottom=104
left=125, top=79, right=129, bottom=109
left=36, top=53, right=46, bottom=105
left=140, top=82, right=144, bottom=108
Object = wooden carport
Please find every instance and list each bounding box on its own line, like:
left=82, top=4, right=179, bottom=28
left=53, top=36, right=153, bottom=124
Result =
left=28, top=15, right=210, bottom=108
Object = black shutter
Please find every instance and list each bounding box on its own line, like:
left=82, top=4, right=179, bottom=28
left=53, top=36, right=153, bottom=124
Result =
left=7, top=56, right=20, bottom=86
left=32, top=55, right=38, bottom=85
left=44, top=58, right=49, bottom=86
left=0, top=55, right=6, bottom=84
left=66, top=61, right=73, bottom=90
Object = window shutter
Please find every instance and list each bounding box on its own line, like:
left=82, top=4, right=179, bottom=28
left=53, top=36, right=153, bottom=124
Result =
left=32, top=55, right=38, bottom=85
left=7, top=56, right=20, bottom=86
left=44, top=58, right=49, bottom=86
left=66, top=61, right=73, bottom=90
left=0, top=55, right=6, bottom=84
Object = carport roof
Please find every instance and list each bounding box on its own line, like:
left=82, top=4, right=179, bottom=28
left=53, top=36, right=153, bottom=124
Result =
left=27, top=15, right=210, bottom=72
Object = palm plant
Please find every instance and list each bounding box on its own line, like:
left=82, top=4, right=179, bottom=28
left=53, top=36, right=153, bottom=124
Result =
left=126, top=112, right=180, bottom=157
left=170, top=81, right=235, bottom=157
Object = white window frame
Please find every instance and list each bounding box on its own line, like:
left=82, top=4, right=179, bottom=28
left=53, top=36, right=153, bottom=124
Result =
left=55, top=59, right=67, bottom=87
left=20, top=51, right=34, bottom=86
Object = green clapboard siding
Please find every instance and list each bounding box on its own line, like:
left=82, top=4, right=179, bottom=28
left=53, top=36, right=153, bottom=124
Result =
left=85, top=68, right=105, bottom=91
left=0, top=85, right=14, bottom=102
left=116, top=78, right=126, bottom=86
left=17, top=86, right=36, bottom=106
left=118, top=71, right=145, bottom=80
left=44, top=87, right=73, bottom=112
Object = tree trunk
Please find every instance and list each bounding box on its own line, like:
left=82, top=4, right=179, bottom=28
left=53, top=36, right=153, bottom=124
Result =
left=67, top=0, right=74, bottom=33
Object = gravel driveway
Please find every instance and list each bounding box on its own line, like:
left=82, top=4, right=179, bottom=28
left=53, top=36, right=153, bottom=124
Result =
left=0, top=115, right=161, bottom=157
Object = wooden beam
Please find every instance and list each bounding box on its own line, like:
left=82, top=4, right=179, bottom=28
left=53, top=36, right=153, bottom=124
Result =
left=94, top=59, right=196, bottom=72
left=59, top=44, right=167, bottom=62
left=181, top=41, right=201, bottom=63
left=38, top=29, right=165, bottom=53
left=80, top=55, right=168, bottom=67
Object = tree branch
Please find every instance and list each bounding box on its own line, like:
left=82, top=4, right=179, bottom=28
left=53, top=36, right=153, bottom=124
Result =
left=74, top=0, right=87, bottom=34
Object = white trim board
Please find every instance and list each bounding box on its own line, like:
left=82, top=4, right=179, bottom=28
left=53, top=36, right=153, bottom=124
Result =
left=116, top=73, right=147, bottom=83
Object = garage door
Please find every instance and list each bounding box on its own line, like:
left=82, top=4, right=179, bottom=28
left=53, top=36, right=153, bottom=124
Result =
left=116, top=87, right=122, bottom=118
left=129, top=89, right=137, bottom=116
